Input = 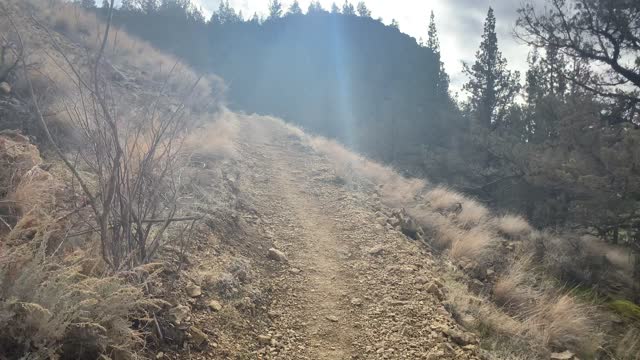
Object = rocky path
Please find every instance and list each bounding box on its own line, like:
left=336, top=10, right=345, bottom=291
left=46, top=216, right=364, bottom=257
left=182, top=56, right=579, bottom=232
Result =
left=231, top=118, right=480, bottom=359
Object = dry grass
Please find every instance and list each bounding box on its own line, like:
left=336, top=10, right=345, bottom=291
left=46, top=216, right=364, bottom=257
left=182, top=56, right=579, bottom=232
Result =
left=496, top=214, right=532, bottom=238
left=526, top=294, right=601, bottom=355
left=309, top=136, right=426, bottom=206
left=493, top=257, right=538, bottom=311
left=450, top=226, right=495, bottom=261
left=0, top=244, right=154, bottom=359
left=4, top=0, right=224, bottom=114
left=185, top=111, right=240, bottom=159
left=426, top=186, right=465, bottom=211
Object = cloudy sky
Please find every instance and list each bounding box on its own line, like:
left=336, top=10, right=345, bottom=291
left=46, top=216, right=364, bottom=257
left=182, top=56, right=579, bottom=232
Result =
left=185, top=0, right=539, bottom=95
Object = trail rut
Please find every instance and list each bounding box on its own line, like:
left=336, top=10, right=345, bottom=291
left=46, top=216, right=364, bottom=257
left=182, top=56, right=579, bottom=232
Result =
left=223, top=117, right=481, bottom=359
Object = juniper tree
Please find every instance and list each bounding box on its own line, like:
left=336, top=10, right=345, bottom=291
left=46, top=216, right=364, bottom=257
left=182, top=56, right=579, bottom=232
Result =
left=308, top=1, right=324, bottom=14
left=356, top=2, right=371, bottom=17
left=463, top=7, right=520, bottom=128
left=288, top=0, right=302, bottom=15
left=426, top=11, right=449, bottom=97
left=268, top=0, right=283, bottom=19
left=342, top=1, right=355, bottom=15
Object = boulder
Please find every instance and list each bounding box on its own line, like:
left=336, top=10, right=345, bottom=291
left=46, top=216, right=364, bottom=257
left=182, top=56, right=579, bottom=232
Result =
left=0, top=82, right=11, bottom=94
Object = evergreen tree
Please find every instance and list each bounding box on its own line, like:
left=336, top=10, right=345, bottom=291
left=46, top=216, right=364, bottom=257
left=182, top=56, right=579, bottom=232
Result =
left=342, top=1, right=355, bottom=15
left=250, top=12, right=260, bottom=23
left=140, top=0, right=158, bottom=14
left=463, top=7, right=520, bottom=128
left=426, top=11, right=439, bottom=53
left=544, top=45, right=567, bottom=98
left=308, top=1, right=324, bottom=14
left=288, top=0, right=302, bottom=15
left=211, top=1, right=240, bottom=24
left=356, top=2, right=370, bottom=17
left=390, top=19, right=399, bottom=29
left=268, top=0, right=283, bottom=19
left=330, top=3, right=340, bottom=14
left=525, top=48, right=546, bottom=106
left=76, top=0, right=96, bottom=8
left=426, top=11, right=449, bottom=98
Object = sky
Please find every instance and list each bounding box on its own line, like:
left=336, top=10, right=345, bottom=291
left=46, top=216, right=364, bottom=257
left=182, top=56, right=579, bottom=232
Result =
left=187, top=0, right=540, bottom=96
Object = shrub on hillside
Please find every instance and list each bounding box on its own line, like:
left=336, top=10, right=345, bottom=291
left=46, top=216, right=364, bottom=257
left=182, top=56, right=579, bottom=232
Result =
left=0, top=247, right=152, bottom=359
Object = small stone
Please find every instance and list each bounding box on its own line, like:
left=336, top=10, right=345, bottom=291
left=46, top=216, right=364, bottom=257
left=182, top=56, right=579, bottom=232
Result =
left=257, top=335, right=272, bottom=345
left=0, top=82, right=11, bottom=94
left=186, top=284, right=202, bottom=298
left=290, top=267, right=301, bottom=274
left=168, top=305, right=190, bottom=325
left=350, top=298, right=363, bottom=306
left=156, top=352, right=164, bottom=359
left=208, top=300, right=222, bottom=312
left=426, top=282, right=445, bottom=300
left=367, top=245, right=385, bottom=256
left=189, top=326, right=208, bottom=347
left=551, top=350, right=575, bottom=360
left=268, top=248, right=288, bottom=262
left=326, top=315, right=339, bottom=322
left=442, top=327, right=476, bottom=346
left=486, top=268, right=495, bottom=277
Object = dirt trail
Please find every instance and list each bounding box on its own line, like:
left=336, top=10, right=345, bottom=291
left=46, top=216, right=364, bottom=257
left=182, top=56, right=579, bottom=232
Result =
left=227, top=117, right=481, bottom=359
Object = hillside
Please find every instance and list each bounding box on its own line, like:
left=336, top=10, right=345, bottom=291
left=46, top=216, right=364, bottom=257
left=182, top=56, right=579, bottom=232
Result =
left=1, top=1, right=639, bottom=360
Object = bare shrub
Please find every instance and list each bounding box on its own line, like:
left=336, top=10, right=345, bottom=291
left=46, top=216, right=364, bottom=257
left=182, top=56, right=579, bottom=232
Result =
left=496, top=214, right=532, bottom=238
left=7, top=1, right=209, bottom=269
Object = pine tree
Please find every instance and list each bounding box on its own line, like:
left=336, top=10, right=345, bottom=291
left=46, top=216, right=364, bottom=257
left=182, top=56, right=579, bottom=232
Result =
left=308, top=1, right=324, bottom=14
left=525, top=48, right=546, bottom=106
left=77, top=0, right=96, bottom=8
left=356, top=1, right=370, bottom=17
left=544, top=45, right=567, bottom=98
left=330, top=3, right=340, bottom=13
left=140, top=0, right=158, bottom=14
left=268, top=0, right=283, bottom=19
left=212, top=1, right=240, bottom=24
left=342, top=1, right=355, bottom=15
left=426, top=11, right=449, bottom=98
left=288, top=0, right=302, bottom=15
left=462, top=7, right=520, bottom=128
left=390, top=19, right=399, bottom=29
left=426, top=11, right=439, bottom=53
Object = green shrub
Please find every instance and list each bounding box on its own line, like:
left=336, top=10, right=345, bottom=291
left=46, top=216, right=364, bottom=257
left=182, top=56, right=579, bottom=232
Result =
left=610, top=300, right=640, bottom=321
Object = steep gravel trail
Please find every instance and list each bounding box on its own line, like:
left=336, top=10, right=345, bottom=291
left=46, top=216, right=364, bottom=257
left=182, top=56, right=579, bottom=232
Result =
left=231, top=117, right=481, bottom=360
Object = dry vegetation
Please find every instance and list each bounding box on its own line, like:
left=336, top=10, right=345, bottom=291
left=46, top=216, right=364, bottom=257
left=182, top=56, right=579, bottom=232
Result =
left=0, top=1, right=233, bottom=358
left=306, top=128, right=638, bottom=358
